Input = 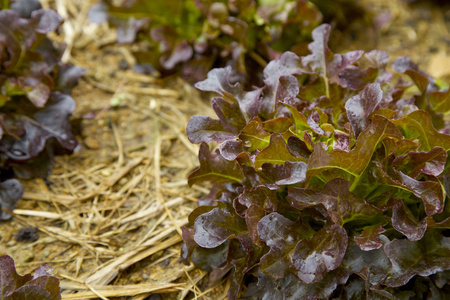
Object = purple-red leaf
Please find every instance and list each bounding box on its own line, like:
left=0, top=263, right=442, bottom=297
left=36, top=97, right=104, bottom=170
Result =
left=194, top=205, right=247, bottom=248
left=178, top=15, right=450, bottom=298
left=354, top=224, right=386, bottom=251
left=245, top=205, right=266, bottom=245
left=302, top=24, right=363, bottom=85
left=0, top=255, right=32, bottom=297
left=18, top=77, right=51, bottom=108
left=0, top=9, right=81, bottom=184
left=372, top=156, right=445, bottom=216
left=33, top=92, right=77, bottom=151
left=11, top=0, right=42, bottom=18
left=257, top=268, right=351, bottom=300
left=195, top=67, right=242, bottom=98
left=237, top=185, right=277, bottom=212
left=238, top=117, right=271, bottom=152
left=307, top=115, right=402, bottom=181
left=180, top=226, right=196, bottom=265
left=393, top=110, right=450, bottom=152
left=160, top=40, right=193, bottom=69
left=55, top=64, right=86, bottom=93
left=191, top=241, right=229, bottom=272
left=254, top=133, right=305, bottom=169
left=219, top=140, right=246, bottom=161
left=31, top=9, right=63, bottom=34
left=343, top=240, right=392, bottom=286
left=188, top=143, right=245, bottom=186
left=212, top=97, right=247, bottom=133
left=257, top=213, right=314, bottom=279
left=345, top=83, right=383, bottom=138
left=0, top=92, right=77, bottom=171
left=287, top=136, right=312, bottom=158
left=364, top=50, right=392, bottom=83
left=384, top=231, right=450, bottom=287
left=390, top=170, right=444, bottom=216
left=292, top=224, right=348, bottom=284
left=392, top=147, right=447, bottom=178
left=195, top=67, right=262, bottom=120
left=261, top=161, right=307, bottom=185
left=391, top=199, right=427, bottom=241
left=260, top=52, right=302, bottom=116
left=393, top=56, right=430, bottom=94
left=288, top=178, right=381, bottom=226
left=0, top=255, right=60, bottom=299
left=186, top=115, right=237, bottom=144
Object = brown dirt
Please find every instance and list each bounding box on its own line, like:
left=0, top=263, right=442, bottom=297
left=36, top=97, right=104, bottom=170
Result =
left=1, top=0, right=449, bottom=299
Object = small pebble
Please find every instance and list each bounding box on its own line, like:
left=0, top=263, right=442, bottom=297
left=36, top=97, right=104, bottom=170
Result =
left=15, top=227, right=39, bottom=243
left=118, top=59, right=129, bottom=70
left=145, top=294, right=161, bottom=300
left=24, top=253, right=35, bottom=262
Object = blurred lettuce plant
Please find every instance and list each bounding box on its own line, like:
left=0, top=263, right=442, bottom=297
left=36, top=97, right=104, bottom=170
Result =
left=0, top=2, right=85, bottom=219
left=89, top=0, right=368, bottom=84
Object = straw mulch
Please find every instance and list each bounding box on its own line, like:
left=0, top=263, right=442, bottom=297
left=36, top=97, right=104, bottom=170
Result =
left=0, top=0, right=222, bottom=299
left=1, top=0, right=449, bottom=299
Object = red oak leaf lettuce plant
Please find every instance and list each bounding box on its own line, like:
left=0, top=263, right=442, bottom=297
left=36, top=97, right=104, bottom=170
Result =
left=0, top=254, right=61, bottom=300
left=88, top=0, right=368, bottom=84
left=0, top=4, right=85, bottom=220
left=182, top=24, right=450, bottom=299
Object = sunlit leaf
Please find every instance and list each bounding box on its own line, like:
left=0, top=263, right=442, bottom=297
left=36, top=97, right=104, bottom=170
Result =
left=393, top=110, right=450, bottom=152
left=428, top=89, right=450, bottom=113
left=254, top=133, right=305, bottom=169
left=238, top=117, right=270, bottom=151
left=307, top=115, right=402, bottom=187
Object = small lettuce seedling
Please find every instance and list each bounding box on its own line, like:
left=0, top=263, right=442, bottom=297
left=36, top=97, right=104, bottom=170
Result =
left=182, top=24, right=450, bottom=299
left=0, top=255, right=61, bottom=300
left=0, top=6, right=85, bottom=219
